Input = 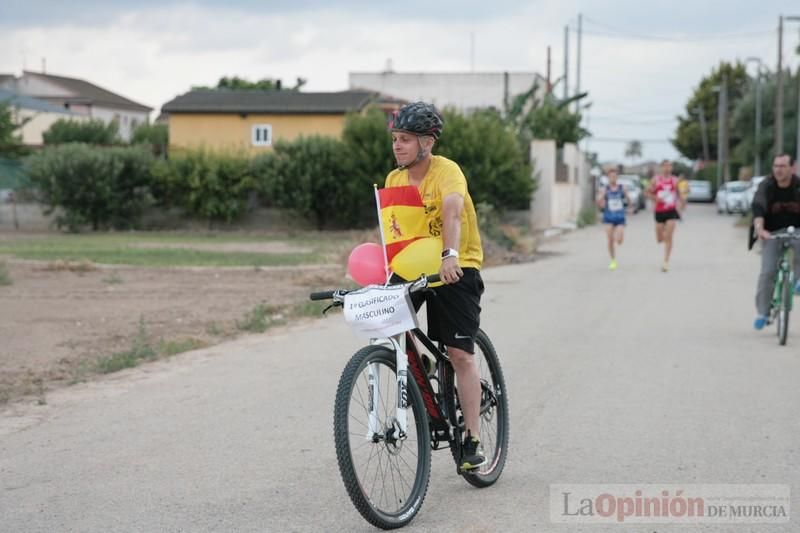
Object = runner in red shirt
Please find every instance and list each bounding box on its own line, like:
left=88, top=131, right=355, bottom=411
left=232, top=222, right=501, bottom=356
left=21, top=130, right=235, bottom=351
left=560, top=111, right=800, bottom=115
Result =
left=647, top=160, right=684, bottom=272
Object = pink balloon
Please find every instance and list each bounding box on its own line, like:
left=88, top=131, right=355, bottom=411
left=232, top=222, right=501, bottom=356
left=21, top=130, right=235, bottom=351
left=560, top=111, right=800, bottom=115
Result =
left=347, top=243, right=387, bottom=286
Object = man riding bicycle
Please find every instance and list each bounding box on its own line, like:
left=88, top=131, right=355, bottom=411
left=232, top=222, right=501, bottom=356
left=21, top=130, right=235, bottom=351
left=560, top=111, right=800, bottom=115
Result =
left=752, top=154, right=800, bottom=330
left=385, top=102, right=486, bottom=471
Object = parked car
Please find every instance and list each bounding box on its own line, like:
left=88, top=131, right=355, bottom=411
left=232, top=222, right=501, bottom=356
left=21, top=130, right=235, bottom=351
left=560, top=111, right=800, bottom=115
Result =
left=715, top=181, right=750, bottom=214
left=687, top=180, right=714, bottom=202
left=618, top=174, right=646, bottom=212
left=744, top=175, right=767, bottom=212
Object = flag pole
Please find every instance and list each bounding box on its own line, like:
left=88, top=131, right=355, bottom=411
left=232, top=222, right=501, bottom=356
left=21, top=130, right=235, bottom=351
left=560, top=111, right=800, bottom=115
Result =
left=373, top=184, right=391, bottom=284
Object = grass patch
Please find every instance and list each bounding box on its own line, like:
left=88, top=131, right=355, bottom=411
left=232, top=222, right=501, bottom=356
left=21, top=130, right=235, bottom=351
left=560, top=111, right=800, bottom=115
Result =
left=43, top=259, right=96, bottom=272
left=159, top=337, right=206, bottom=356
left=0, top=233, right=341, bottom=267
left=236, top=303, right=285, bottom=333
left=290, top=300, right=329, bottom=318
left=0, top=261, right=11, bottom=286
left=95, top=317, right=156, bottom=374
left=206, top=322, right=224, bottom=336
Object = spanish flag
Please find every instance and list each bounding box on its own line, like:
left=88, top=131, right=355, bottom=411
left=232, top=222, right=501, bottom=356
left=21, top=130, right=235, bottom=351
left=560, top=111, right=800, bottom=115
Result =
left=377, top=185, right=428, bottom=263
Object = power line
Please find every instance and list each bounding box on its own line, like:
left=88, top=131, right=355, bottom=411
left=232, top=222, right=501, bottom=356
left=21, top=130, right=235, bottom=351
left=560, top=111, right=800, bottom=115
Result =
left=581, top=16, right=771, bottom=43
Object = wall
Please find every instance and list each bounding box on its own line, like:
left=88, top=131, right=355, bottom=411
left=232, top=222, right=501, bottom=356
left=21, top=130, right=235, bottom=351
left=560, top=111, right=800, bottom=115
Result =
left=168, top=113, right=347, bottom=154
left=17, top=108, right=88, bottom=145
left=91, top=106, right=151, bottom=142
left=350, top=72, right=543, bottom=111
left=529, top=140, right=591, bottom=230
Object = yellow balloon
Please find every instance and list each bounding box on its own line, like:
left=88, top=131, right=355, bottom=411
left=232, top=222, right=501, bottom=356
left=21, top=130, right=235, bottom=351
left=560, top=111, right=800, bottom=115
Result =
left=390, top=237, right=443, bottom=281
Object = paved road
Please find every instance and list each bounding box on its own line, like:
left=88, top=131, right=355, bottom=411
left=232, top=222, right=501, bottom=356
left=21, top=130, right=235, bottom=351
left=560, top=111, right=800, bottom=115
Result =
left=2, top=205, right=799, bottom=532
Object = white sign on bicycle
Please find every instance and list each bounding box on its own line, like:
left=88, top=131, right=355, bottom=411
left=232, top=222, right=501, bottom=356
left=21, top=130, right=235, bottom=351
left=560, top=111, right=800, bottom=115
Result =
left=343, top=284, right=419, bottom=339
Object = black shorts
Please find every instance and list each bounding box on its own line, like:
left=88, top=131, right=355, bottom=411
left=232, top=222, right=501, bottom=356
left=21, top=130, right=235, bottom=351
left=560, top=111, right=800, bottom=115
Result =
left=655, top=210, right=680, bottom=223
left=408, top=268, right=484, bottom=353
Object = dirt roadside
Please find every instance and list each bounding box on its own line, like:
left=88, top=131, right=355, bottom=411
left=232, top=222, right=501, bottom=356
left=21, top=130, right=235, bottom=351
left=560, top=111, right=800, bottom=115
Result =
left=0, top=230, right=536, bottom=406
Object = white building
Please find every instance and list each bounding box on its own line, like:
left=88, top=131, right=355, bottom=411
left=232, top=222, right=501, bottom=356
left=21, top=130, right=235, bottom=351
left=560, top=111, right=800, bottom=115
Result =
left=0, top=71, right=152, bottom=141
left=0, top=88, right=87, bottom=146
left=349, top=70, right=544, bottom=112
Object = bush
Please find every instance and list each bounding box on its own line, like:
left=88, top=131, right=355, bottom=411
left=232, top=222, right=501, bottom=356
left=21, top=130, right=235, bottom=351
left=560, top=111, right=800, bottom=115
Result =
left=435, top=108, right=533, bottom=210
left=25, top=144, right=154, bottom=231
left=253, top=135, right=371, bottom=229
left=151, top=149, right=254, bottom=225
left=43, top=118, right=120, bottom=145
left=577, top=206, right=598, bottom=228
left=342, top=106, right=395, bottom=189
left=131, top=123, right=169, bottom=156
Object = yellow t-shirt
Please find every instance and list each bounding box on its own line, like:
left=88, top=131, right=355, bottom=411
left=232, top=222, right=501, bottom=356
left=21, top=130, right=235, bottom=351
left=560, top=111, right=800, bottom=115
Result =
left=385, top=155, right=483, bottom=269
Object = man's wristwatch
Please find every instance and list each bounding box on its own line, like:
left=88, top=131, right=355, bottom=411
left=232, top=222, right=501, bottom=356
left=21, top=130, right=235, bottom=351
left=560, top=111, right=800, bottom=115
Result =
left=441, top=248, right=459, bottom=261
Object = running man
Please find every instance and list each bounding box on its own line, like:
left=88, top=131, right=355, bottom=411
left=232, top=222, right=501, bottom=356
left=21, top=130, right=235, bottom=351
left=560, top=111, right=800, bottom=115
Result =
left=596, top=168, right=631, bottom=270
left=647, top=160, right=684, bottom=272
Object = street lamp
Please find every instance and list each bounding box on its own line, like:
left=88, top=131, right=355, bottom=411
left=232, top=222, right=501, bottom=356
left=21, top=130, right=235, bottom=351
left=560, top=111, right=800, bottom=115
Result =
left=746, top=57, right=764, bottom=176
left=776, top=15, right=800, bottom=156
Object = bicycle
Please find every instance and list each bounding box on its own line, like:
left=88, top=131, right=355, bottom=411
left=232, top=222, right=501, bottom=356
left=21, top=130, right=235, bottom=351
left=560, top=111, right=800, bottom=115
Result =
left=766, top=227, right=800, bottom=345
left=310, top=274, right=509, bottom=529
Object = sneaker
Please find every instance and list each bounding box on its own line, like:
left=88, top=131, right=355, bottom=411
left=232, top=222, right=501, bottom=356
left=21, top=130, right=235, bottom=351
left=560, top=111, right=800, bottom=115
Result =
left=608, top=259, right=617, bottom=271
left=460, top=431, right=487, bottom=471
left=661, top=262, right=669, bottom=273
left=754, top=316, right=767, bottom=330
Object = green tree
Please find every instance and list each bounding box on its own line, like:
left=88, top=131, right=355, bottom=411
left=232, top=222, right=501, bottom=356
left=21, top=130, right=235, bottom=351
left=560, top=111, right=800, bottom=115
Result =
left=625, top=140, right=642, bottom=166
left=151, top=149, right=254, bottom=226
left=43, top=118, right=120, bottom=145
left=0, top=102, right=29, bottom=158
left=731, top=69, right=799, bottom=173
left=672, top=61, right=750, bottom=160
left=25, top=144, right=154, bottom=231
left=192, top=76, right=307, bottom=91
left=253, top=136, right=363, bottom=229
left=131, top=122, right=169, bottom=157
left=505, top=81, right=589, bottom=151
left=436, top=108, right=533, bottom=210
left=341, top=106, right=394, bottom=189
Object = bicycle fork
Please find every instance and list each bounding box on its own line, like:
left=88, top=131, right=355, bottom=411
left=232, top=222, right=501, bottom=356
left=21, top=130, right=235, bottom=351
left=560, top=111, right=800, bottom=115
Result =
left=366, top=335, right=409, bottom=440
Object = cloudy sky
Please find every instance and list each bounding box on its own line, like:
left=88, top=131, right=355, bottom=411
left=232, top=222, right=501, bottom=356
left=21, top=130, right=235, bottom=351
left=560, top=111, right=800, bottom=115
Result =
left=1, top=0, right=798, bottom=163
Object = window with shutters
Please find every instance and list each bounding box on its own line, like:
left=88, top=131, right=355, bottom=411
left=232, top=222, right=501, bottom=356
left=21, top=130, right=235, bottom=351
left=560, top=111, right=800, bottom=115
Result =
left=252, top=124, right=273, bottom=146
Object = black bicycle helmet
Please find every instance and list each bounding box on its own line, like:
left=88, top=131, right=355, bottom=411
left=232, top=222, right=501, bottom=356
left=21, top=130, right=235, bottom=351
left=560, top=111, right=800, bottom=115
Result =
left=390, top=102, right=444, bottom=139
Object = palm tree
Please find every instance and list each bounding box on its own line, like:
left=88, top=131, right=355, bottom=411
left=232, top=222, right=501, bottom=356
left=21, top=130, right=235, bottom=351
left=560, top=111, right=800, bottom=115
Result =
left=625, top=140, right=642, bottom=169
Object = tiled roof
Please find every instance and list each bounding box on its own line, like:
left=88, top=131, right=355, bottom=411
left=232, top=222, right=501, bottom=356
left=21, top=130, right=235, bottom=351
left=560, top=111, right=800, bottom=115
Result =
left=22, top=71, right=152, bottom=112
left=161, top=90, right=377, bottom=114
left=0, top=88, right=75, bottom=115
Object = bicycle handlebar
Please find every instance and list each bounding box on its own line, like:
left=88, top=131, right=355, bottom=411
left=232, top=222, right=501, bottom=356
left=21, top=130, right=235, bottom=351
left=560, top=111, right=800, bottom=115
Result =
left=309, top=274, right=442, bottom=302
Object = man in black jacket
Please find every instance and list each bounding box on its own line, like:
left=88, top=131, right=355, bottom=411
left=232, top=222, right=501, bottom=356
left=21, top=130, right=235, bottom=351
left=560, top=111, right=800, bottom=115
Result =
left=751, top=154, right=800, bottom=329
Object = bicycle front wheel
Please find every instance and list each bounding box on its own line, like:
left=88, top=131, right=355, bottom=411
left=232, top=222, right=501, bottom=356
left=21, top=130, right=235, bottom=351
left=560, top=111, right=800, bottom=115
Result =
left=333, top=345, right=431, bottom=530
left=780, top=276, right=791, bottom=346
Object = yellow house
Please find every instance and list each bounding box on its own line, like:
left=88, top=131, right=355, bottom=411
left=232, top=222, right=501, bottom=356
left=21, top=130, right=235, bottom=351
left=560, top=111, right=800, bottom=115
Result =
left=161, top=90, right=383, bottom=154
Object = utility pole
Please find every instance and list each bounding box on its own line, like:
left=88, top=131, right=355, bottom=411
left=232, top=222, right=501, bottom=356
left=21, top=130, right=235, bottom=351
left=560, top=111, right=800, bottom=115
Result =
left=575, top=13, right=582, bottom=112
left=546, top=46, right=552, bottom=93
left=776, top=15, right=784, bottom=154
left=563, top=25, right=569, bottom=100
left=716, top=76, right=729, bottom=189
left=694, top=106, right=710, bottom=163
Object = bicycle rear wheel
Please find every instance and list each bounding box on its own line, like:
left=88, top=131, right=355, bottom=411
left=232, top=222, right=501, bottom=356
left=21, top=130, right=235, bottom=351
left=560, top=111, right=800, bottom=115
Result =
left=451, top=329, right=510, bottom=488
left=334, top=345, right=431, bottom=530
left=780, top=276, right=791, bottom=346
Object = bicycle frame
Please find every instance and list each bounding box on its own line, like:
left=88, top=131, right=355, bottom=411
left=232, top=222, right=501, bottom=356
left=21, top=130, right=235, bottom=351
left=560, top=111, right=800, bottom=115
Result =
left=771, top=243, right=796, bottom=317
left=367, top=329, right=453, bottom=442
